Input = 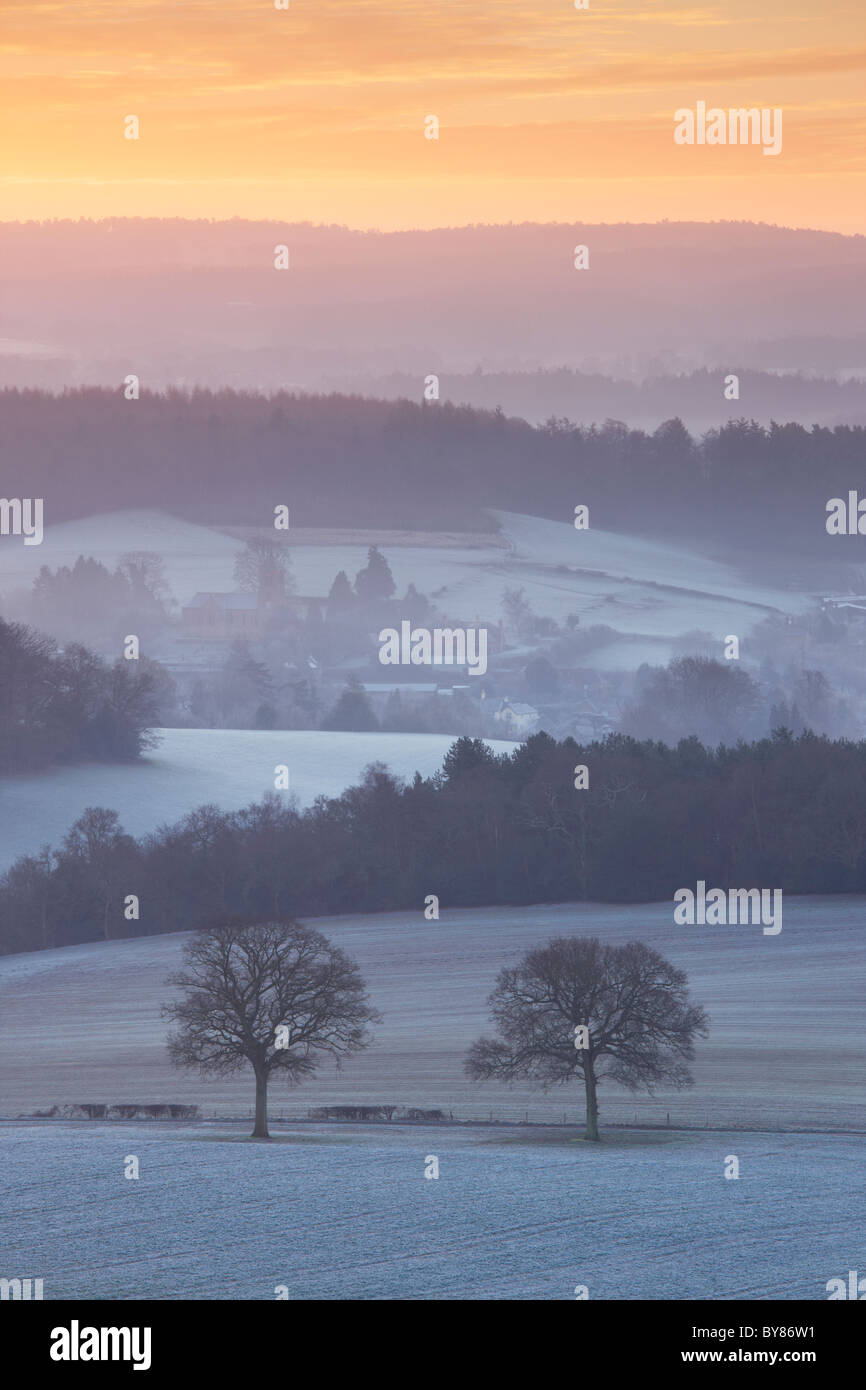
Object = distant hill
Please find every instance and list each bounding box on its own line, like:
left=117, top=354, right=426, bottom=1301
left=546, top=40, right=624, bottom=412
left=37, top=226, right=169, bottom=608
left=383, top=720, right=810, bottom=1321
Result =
left=1, top=219, right=865, bottom=412
left=327, top=366, right=866, bottom=433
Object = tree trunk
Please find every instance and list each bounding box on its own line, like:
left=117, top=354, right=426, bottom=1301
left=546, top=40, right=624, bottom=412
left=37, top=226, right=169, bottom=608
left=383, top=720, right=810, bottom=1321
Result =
left=252, top=1068, right=270, bottom=1139
left=583, top=1064, right=600, bottom=1141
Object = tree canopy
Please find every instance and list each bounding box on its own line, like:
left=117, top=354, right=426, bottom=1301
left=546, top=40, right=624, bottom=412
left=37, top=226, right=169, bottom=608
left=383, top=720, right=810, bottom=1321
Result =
left=465, top=935, right=709, bottom=1139
left=163, top=917, right=380, bottom=1137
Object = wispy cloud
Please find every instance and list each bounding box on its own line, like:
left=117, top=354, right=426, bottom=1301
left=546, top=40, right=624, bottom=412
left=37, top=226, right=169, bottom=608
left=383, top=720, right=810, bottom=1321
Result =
left=0, top=0, right=863, bottom=228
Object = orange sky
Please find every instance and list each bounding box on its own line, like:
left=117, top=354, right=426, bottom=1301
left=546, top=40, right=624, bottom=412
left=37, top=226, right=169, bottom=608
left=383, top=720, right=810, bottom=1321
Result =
left=1, top=0, right=864, bottom=231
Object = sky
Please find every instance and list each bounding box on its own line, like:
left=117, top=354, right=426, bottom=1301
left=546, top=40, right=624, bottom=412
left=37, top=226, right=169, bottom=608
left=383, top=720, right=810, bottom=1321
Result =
left=1, top=0, right=865, bottom=231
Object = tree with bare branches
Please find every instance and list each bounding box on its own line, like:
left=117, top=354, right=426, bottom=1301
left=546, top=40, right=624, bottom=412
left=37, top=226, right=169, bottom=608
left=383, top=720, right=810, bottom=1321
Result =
left=233, top=536, right=294, bottom=595
left=465, top=936, right=708, bottom=1141
left=163, top=918, right=381, bottom=1138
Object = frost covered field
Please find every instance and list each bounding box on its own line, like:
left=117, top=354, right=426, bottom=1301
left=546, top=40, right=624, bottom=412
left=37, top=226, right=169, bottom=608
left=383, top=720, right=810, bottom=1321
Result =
left=0, top=730, right=515, bottom=873
left=1, top=898, right=864, bottom=1130
left=0, top=1121, right=860, bottom=1299
left=2, top=898, right=863, bottom=1301
left=0, top=506, right=810, bottom=644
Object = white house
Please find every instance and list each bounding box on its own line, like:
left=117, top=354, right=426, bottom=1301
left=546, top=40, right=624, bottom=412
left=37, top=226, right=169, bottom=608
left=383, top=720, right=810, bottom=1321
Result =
left=493, top=698, right=539, bottom=735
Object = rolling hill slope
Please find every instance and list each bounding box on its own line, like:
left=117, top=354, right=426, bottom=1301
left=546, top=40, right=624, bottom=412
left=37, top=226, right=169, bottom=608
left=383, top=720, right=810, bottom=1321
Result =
left=1, top=897, right=863, bottom=1132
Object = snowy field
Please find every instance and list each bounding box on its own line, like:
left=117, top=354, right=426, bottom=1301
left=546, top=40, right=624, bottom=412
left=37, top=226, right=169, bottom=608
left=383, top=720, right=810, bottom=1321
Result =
left=0, top=510, right=242, bottom=602
left=0, top=507, right=812, bottom=644
left=0, top=1120, right=859, bottom=1299
left=0, top=729, right=514, bottom=872
left=1, top=898, right=864, bottom=1132
left=496, top=513, right=781, bottom=599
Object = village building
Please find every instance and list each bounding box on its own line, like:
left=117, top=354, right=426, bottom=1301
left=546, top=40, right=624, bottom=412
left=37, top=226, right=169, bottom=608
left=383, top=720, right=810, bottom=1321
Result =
left=493, top=698, right=540, bottom=736
left=181, top=567, right=326, bottom=640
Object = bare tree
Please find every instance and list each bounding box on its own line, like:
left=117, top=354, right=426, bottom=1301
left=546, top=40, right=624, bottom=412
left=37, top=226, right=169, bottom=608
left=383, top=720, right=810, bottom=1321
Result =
left=60, top=807, right=137, bottom=941
left=522, top=781, right=592, bottom=900
left=116, top=552, right=173, bottom=611
left=501, top=586, right=535, bottom=642
left=163, top=918, right=381, bottom=1138
left=465, top=936, right=708, bottom=1141
left=621, top=656, right=762, bottom=746
left=233, top=536, right=294, bottom=595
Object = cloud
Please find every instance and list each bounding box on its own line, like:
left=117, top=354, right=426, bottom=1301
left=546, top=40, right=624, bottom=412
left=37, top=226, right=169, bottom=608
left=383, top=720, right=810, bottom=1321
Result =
left=0, top=0, right=863, bottom=229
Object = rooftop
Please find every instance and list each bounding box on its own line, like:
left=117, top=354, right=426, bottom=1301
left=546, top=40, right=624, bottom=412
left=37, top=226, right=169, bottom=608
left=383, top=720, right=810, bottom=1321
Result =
left=185, top=592, right=258, bottom=611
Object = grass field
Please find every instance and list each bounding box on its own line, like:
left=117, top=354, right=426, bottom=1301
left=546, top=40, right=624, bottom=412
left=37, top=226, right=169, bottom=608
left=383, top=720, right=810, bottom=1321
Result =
left=0, top=506, right=810, bottom=640
left=0, top=729, right=515, bottom=873
left=1, top=1120, right=859, bottom=1299
left=1, top=897, right=863, bottom=1132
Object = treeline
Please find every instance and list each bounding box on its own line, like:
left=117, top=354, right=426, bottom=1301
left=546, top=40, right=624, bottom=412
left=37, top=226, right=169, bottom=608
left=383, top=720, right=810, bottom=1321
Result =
left=19, top=553, right=173, bottom=650
left=335, top=366, right=866, bottom=433
left=0, top=618, right=166, bottom=772
left=2, top=389, right=865, bottom=548
left=3, top=729, right=866, bottom=956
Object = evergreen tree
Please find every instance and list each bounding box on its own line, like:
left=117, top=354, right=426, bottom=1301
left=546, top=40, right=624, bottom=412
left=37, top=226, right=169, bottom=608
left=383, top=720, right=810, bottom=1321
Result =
left=327, top=570, right=354, bottom=607
left=441, top=735, right=499, bottom=780
left=321, top=682, right=379, bottom=731
left=402, top=582, right=431, bottom=621
left=354, top=547, right=396, bottom=602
